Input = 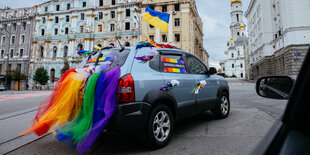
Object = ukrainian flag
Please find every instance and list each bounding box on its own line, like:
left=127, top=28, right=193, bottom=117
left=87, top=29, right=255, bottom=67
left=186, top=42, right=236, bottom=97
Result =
left=142, top=5, right=170, bottom=32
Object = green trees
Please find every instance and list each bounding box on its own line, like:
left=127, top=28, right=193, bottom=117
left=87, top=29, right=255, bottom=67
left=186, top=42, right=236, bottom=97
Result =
left=61, top=59, right=70, bottom=75
left=33, top=67, right=49, bottom=86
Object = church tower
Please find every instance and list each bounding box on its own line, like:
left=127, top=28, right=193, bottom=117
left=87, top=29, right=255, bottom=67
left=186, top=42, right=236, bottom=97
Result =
left=230, top=0, right=244, bottom=40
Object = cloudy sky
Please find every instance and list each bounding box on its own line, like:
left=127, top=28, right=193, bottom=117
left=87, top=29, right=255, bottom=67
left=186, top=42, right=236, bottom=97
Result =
left=0, top=0, right=250, bottom=68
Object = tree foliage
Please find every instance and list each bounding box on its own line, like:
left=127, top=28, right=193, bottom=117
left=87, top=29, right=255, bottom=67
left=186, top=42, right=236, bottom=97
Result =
left=33, top=67, right=49, bottom=85
left=61, top=59, right=70, bottom=75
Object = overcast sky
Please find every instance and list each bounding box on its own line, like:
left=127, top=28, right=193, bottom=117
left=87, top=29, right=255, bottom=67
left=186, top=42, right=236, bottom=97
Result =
left=0, top=0, right=251, bottom=68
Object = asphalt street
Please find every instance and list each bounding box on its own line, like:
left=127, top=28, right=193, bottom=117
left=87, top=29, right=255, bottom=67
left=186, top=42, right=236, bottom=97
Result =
left=0, top=79, right=288, bottom=155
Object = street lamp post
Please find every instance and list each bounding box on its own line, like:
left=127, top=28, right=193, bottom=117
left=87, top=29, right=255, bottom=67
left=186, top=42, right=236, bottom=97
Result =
left=1, top=26, right=11, bottom=90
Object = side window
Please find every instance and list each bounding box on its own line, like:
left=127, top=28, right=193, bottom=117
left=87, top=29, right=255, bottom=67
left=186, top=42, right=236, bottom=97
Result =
left=186, top=56, right=207, bottom=74
left=160, top=54, right=187, bottom=74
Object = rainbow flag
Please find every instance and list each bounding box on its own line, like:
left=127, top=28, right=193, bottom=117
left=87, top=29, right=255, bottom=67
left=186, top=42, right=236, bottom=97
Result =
left=142, top=5, right=170, bottom=32
left=87, top=57, right=115, bottom=63
left=162, top=58, right=184, bottom=64
left=164, top=67, right=187, bottom=73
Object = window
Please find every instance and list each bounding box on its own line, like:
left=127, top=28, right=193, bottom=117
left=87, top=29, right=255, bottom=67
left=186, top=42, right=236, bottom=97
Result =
left=240, top=63, right=243, bottom=68
left=174, top=4, right=180, bottom=11
left=64, top=46, right=68, bottom=57
left=54, top=28, right=58, bottom=35
left=19, top=49, right=23, bottom=58
left=237, top=32, right=240, bottom=36
left=126, top=9, right=130, bottom=17
left=162, top=5, right=167, bottom=12
left=98, top=25, right=102, bottom=32
left=22, top=22, right=26, bottom=30
left=187, top=56, right=207, bottom=74
left=111, top=0, right=115, bottom=5
left=174, top=18, right=180, bottom=26
left=149, top=35, right=154, bottom=41
left=21, top=35, right=25, bottom=44
left=2, top=37, right=5, bottom=45
left=50, top=68, right=55, bottom=82
left=83, top=2, right=87, bottom=7
left=99, top=12, right=103, bottom=19
left=237, top=14, right=239, bottom=22
left=17, top=64, right=21, bottom=73
left=1, top=50, right=4, bottom=58
left=150, top=24, right=154, bottom=28
left=66, top=15, right=70, bottom=22
left=125, top=42, right=130, bottom=47
left=40, top=46, right=44, bottom=58
left=45, top=6, right=48, bottom=12
left=77, top=44, right=83, bottom=50
left=11, top=36, right=15, bottom=44
left=53, top=46, right=57, bottom=58
left=8, top=64, right=12, bottom=71
left=55, top=16, right=59, bottom=23
left=232, top=64, right=235, bottom=68
left=65, top=27, right=69, bottom=34
left=111, top=11, right=115, bottom=18
left=13, top=23, right=16, bottom=31
left=162, top=34, right=167, bottom=42
left=43, top=17, right=46, bottom=24
left=10, top=49, right=14, bottom=58
left=231, top=53, right=234, bottom=58
left=67, top=3, right=71, bottom=10
left=81, top=13, right=85, bottom=20
left=175, top=34, right=180, bottom=42
left=99, top=0, right=103, bottom=6
left=238, top=51, right=240, bottom=56
left=110, top=24, right=115, bottom=32
left=223, top=67, right=225, bottom=71
left=41, top=29, right=45, bottom=36
left=56, top=5, right=60, bottom=11
left=241, top=73, right=243, bottom=78
left=125, top=22, right=130, bottom=30
left=80, top=26, right=84, bottom=33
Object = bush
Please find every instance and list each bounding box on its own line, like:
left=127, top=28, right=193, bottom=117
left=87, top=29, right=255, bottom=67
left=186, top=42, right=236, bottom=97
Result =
left=33, top=67, right=49, bottom=86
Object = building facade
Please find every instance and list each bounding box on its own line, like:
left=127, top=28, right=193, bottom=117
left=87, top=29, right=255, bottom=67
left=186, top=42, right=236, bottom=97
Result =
left=29, top=0, right=142, bottom=88
left=0, top=7, right=36, bottom=90
left=245, top=0, right=310, bottom=79
left=220, top=0, right=248, bottom=79
left=141, top=0, right=206, bottom=60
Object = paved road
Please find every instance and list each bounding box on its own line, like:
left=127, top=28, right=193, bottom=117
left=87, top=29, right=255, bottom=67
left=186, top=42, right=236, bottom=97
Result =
left=1, top=79, right=288, bottom=155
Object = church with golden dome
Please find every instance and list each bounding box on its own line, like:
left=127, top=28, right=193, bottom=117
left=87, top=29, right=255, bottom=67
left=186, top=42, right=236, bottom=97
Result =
left=220, top=0, right=249, bottom=79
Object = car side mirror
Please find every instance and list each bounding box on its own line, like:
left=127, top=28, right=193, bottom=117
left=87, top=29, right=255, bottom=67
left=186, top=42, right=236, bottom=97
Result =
left=209, top=67, right=217, bottom=75
left=256, top=76, right=294, bottom=100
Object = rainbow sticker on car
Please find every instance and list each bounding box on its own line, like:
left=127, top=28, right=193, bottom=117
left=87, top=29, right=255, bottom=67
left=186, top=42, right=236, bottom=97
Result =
left=87, top=57, right=115, bottom=63
left=164, top=67, right=187, bottom=73
left=161, top=58, right=184, bottom=64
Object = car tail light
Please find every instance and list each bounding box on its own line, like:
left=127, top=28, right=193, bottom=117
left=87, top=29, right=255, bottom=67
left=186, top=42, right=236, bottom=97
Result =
left=118, top=74, right=135, bottom=103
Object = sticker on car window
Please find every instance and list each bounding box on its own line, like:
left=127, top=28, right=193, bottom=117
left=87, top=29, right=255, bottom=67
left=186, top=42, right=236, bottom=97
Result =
left=161, top=58, right=184, bottom=64
left=87, top=57, right=116, bottom=63
left=164, top=67, right=187, bottom=73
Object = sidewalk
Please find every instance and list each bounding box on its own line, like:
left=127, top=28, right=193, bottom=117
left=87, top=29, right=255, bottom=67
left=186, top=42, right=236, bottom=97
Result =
left=0, top=91, right=51, bottom=102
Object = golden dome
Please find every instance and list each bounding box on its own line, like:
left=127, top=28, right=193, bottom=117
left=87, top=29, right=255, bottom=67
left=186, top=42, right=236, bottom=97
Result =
left=231, top=0, right=242, bottom=4
left=240, top=23, right=244, bottom=30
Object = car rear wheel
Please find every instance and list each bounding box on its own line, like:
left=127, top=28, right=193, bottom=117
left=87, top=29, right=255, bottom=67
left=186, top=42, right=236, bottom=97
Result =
left=212, top=91, right=230, bottom=119
left=146, top=104, right=174, bottom=149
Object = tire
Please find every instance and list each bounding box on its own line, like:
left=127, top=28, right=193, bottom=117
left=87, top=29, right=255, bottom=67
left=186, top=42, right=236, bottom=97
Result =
left=145, top=104, right=174, bottom=149
left=212, top=91, right=230, bottom=119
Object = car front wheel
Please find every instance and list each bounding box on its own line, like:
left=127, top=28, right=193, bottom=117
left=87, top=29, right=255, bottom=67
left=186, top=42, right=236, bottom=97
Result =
left=146, top=104, right=174, bottom=149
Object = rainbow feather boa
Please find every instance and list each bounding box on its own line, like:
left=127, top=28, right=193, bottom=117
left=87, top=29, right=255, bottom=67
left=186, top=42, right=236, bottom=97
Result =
left=20, top=67, right=120, bottom=154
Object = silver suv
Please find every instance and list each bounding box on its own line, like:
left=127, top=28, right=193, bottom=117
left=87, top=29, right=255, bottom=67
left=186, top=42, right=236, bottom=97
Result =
left=78, top=46, right=230, bottom=148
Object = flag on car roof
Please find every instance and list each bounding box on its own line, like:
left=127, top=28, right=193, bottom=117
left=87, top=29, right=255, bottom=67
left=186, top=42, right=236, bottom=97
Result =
left=142, top=5, right=170, bottom=32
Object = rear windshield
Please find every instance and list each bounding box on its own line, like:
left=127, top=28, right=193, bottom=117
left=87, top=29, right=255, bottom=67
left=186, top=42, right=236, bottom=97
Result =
left=77, top=49, right=130, bottom=71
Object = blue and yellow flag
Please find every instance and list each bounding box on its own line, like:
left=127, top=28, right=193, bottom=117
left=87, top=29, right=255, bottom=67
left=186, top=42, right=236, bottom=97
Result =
left=142, top=5, right=170, bottom=32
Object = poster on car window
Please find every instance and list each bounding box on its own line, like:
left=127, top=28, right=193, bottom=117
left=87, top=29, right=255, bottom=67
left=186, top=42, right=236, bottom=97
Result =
left=162, top=58, right=187, bottom=73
